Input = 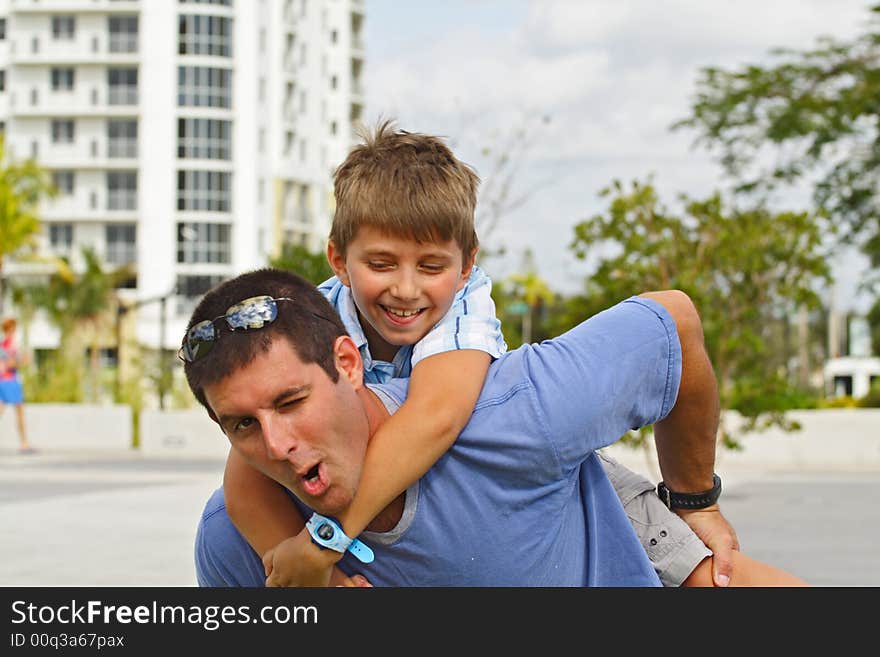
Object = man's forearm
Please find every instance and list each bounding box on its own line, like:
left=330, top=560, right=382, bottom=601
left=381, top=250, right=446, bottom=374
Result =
left=641, top=290, right=719, bottom=492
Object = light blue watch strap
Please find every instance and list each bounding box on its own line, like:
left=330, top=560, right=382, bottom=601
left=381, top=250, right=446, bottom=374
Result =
left=306, top=512, right=375, bottom=564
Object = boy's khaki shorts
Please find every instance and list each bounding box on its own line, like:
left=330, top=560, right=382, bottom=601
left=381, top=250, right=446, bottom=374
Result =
left=598, top=452, right=713, bottom=587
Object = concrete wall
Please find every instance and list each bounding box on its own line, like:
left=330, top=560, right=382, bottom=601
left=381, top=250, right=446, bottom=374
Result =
left=139, top=408, right=229, bottom=459
left=3, top=406, right=878, bottom=472
left=0, top=403, right=132, bottom=450
left=602, top=409, right=880, bottom=480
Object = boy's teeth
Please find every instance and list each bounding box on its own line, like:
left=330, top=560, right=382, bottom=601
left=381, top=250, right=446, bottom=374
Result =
left=388, top=308, right=419, bottom=317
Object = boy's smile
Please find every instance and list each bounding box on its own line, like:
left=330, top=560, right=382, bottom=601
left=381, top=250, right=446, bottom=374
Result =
left=328, top=226, right=475, bottom=362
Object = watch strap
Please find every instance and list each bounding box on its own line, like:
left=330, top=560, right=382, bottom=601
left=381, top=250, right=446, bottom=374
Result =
left=306, top=513, right=375, bottom=564
left=657, top=473, right=722, bottom=510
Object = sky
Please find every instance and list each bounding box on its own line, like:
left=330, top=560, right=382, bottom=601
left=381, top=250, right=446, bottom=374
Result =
left=361, top=0, right=877, bottom=312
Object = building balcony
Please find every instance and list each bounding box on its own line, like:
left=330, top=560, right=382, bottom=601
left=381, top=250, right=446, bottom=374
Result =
left=9, top=87, right=141, bottom=116
left=9, top=0, right=141, bottom=14
left=10, top=40, right=140, bottom=65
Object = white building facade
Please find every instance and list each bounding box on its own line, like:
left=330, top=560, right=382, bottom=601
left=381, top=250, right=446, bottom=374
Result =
left=0, top=0, right=365, bottom=352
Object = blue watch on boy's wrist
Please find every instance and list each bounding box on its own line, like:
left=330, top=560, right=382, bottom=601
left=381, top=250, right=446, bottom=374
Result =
left=306, top=512, right=375, bottom=564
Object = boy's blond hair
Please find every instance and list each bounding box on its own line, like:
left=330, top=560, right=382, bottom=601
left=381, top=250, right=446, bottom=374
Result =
left=330, top=120, right=479, bottom=258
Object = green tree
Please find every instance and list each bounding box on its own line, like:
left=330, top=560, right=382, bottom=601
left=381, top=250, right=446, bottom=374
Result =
left=269, top=242, right=333, bottom=285
left=869, top=296, right=880, bottom=356
left=493, top=249, right=557, bottom=346
left=29, top=247, right=133, bottom=402
left=0, top=134, right=56, bottom=312
left=569, top=179, right=832, bottom=447
left=673, top=4, right=880, bottom=280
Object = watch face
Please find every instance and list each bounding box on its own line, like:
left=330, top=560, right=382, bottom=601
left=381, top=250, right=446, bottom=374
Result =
left=316, top=523, right=335, bottom=541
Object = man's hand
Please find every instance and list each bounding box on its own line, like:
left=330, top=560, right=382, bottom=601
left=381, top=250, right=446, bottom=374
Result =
left=263, top=529, right=343, bottom=587
left=676, top=504, right=740, bottom=587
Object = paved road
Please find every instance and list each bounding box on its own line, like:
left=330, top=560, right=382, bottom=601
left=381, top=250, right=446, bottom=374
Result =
left=1, top=447, right=878, bottom=586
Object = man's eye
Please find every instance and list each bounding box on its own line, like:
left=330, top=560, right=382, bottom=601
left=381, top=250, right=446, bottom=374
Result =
left=233, top=417, right=255, bottom=433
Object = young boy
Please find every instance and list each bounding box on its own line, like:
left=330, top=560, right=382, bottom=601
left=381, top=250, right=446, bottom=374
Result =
left=220, top=121, right=796, bottom=588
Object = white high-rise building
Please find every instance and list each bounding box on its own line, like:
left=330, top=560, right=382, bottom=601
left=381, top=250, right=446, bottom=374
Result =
left=0, top=0, right=365, bottom=359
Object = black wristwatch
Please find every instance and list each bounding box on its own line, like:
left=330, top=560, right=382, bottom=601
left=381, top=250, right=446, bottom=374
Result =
left=657, top=474, right=722, bottom=510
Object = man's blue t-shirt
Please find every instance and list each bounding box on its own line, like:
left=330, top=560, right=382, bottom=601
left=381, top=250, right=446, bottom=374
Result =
left=195, top=296, right=681, bottom=586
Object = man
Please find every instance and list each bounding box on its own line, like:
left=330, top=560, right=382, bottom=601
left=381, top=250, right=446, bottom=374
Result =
left=182, top=267, right=763, bottom=586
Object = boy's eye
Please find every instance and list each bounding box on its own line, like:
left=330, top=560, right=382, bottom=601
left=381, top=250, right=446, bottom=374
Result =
left=419, top=263, right=445, bottom=273
left=367, top=261, right=394, bottom=270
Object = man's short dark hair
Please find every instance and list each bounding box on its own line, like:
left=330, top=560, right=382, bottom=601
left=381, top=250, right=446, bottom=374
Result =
left=182, top=268, right=347, bottom=410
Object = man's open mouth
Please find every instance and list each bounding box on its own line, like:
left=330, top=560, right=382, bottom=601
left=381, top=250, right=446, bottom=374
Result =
left=301, top=463, right=327, bottom=496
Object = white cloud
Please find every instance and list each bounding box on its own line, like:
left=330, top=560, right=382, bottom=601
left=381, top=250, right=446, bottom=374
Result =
left=364, top=0, right=876, bottom=304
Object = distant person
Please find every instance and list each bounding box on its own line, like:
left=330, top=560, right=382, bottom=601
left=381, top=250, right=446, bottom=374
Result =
left=0, top=317, right=33, bottom=454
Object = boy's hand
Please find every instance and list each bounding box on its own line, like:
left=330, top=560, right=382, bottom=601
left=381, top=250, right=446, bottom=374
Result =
left=336, top=574, right=373, bottom=588
left=675, top=505, right=740, bottom=587
left=263, top=529, right=343, bottom=587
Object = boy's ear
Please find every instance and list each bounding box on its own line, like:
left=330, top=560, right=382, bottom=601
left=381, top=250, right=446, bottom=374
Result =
left=333, top=335, right=364, bottom=389
left=327, top=240, right=351, bottom=287
left=457, top=247, right=478, bottom=291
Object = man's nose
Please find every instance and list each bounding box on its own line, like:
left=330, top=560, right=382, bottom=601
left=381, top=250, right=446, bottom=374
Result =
left=262, top=415, right=295, bottom=461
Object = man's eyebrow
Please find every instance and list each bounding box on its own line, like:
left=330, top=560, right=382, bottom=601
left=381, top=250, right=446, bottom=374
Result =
left=271, top=385, right=308, bottom=406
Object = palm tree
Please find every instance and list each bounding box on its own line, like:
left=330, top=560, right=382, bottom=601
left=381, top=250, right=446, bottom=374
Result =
left=0, top=134, right=56, bottom=313
left=30, top=247, right=133, bottom=402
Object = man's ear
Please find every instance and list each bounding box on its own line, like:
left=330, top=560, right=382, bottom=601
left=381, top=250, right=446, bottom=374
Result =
left=333, top=335, right=364, bottom=388
left=456, top=247, right=478, bottom=292
left=327, top=240, right=351, bottom=287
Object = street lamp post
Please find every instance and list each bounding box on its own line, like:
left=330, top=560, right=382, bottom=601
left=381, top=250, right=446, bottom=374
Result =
left=115, top=289, right=175, bottom=409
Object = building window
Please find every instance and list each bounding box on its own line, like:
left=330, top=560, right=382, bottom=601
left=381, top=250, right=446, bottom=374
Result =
left=51, top=119, right=75, bottom=144
left=330, top=75, right=337, bottom=90
left=177, top=170, right=231, bottom=212
left=176, top=222, right=231, bottom=264
left=0, top=71, right=5, bottom=93
left=86, top=347, right=119, bottom=368
left=175, top=274, right=226, bottom=316
left=0, top=18, right=6, bottom=40
left=108, top=68, right=138, bottom=105
left=49, top=223, right=74, bottom=259
left=177, top=66, right=232, bottom=108
left=52, top=16, right=76, bottom=41
left=51, top=67, right=75, bottom=91
left=108, top=120, right=138, bottom=158
left=178, top=15, right=232, bottom=57
left=105, top=223, right=136, bottom=265
left=108, top=16, right=138, bottom=53
left=52, top=171, right=75, bottom=195
left=107, top=171, right=137, bottom=210
left=177, top=118, right=231, bottom=160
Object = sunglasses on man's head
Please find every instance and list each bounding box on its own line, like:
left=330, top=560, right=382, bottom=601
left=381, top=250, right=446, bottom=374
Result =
left=178, top=295, right=335, bottom=364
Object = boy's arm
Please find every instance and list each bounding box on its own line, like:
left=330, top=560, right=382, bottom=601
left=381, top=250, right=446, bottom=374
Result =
left=337, top=349, right=491, bottom=536
left=264, top=349, right=491, bottom=587
left=223, top=448, right=350, bottom=586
